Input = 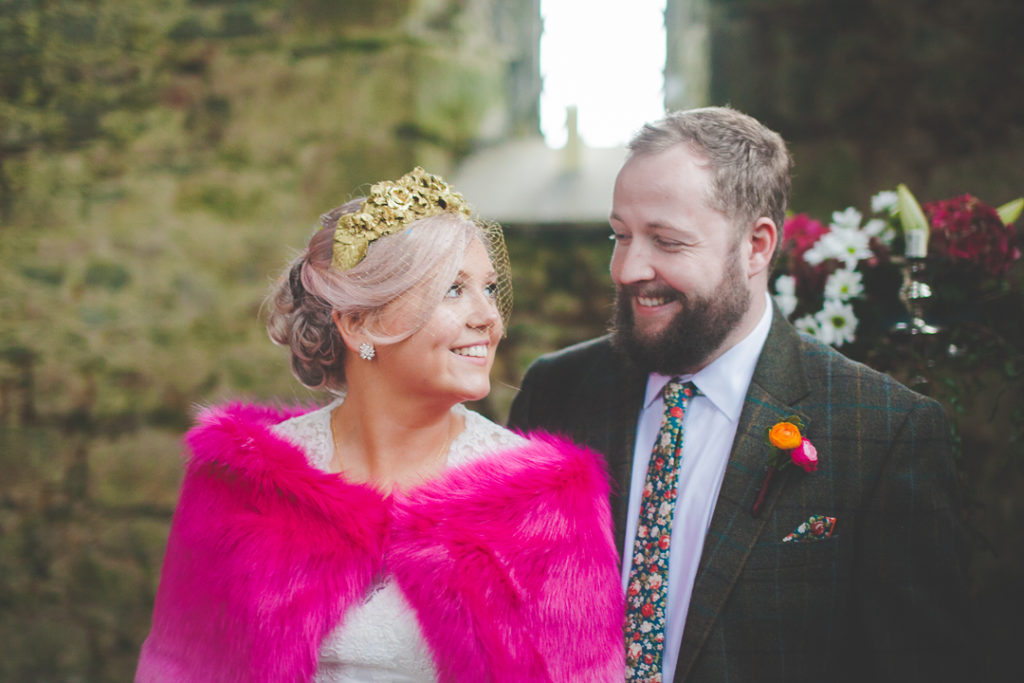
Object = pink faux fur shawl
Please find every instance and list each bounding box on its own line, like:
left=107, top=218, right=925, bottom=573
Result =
left=136, top=403, right=625, bottom=682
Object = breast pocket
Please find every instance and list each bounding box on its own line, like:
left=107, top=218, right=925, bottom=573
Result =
left=743, top=534, right=845, bottom=582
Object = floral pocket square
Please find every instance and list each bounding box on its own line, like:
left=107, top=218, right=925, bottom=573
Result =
left=782, top=515, right=836, bottom=543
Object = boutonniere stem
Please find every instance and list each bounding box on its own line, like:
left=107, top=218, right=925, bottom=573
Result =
left=751, top=467, right=776, bottom=518
left=751, top=416, right=818, bottom=517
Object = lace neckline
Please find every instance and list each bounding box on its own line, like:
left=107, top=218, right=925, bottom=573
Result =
left=271, top=397, right=525, bottom=478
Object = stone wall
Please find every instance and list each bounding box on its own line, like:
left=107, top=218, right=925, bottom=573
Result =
left=0, top=1, right=541, bottom=679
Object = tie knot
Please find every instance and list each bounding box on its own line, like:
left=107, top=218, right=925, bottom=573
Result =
left=664, top=379, right=697, bottom=409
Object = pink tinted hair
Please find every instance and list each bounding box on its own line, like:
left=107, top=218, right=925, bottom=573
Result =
left=266, top=206, right=488, bottom=390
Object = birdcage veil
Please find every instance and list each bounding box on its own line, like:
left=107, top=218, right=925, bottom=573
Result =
left=338, top=210, right=513, bottom=345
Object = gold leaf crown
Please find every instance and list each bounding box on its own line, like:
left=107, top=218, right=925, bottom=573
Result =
left=331, top=167, right=473, bottom=271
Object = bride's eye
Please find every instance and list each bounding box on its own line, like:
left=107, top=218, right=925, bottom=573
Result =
left=445, top=282, right=463, bottom=298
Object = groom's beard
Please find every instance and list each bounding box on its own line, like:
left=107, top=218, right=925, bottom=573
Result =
left=611, top=259, right=750, bottom=376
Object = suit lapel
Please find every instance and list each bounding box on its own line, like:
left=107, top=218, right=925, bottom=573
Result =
left=604, top=354, right=648, bottom=559
left=674, top=307, right=811, bottom=681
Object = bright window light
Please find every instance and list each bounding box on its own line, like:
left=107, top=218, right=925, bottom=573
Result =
left=539, top=0, right=667, bottom=149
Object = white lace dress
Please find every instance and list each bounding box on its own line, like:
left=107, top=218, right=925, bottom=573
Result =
left=270, top=398, right=526, bottom=683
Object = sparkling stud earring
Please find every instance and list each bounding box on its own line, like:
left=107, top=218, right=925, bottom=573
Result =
left=358, top=342, right=375, bottom=361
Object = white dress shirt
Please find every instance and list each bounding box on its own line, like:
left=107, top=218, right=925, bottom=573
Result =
left=621, top=294, right=773, bottom=681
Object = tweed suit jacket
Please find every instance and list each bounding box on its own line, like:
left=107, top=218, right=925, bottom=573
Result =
left=507, top=306, right=972, bottom=682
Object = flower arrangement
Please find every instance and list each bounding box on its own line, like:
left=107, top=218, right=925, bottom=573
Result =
left=773, top=186, right=1023, bottom=348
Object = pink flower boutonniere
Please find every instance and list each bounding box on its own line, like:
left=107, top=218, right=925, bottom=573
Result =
left=752, top=416, right=817, bottom=517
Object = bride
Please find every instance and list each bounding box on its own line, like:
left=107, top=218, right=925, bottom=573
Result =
left=135, top=168, right=624, bottom=682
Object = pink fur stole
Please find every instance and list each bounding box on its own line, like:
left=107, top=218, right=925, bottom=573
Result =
left=136, top=402, right=624, bottom=682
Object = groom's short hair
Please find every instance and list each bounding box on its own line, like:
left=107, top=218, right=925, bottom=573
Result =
left=628, top=106, right=792, bottom=241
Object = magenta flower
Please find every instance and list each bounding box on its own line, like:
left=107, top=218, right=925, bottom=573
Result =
left=783, top=214, right=830, bottom=255
left=790, top=438, right=818, bottom=473
left=925, top=194, right=1021, bottom=276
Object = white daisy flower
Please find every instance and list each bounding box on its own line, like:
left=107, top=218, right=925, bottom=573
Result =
left=871, top=190, right=899, bottom=214
left=802, top=239, right=831, bottom=266
left=774, top=292, right=798, bottom=318
left=862, top=218, right=897, bottom=247
left=815, top=300, right=858, bottom=346
left=831, top=207, right=862, bottom=230
left=824, top=268, right=864, bottom=301
left=827, top=227, right=873, bottom=269
left=774, top=274, right=796, bottom=297
left=794, top=314, right=822, bottom=339
left=803, top=232, right=845, bottom=266
left=802, top=228, right=870, bottom=268
left=861, top=218, right=886, bottom=237
left=773, top=275, right=799, bottom=317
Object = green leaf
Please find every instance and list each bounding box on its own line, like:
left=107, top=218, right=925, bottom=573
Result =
left=765, top=448, right=788, bottom=469
left=996, top=197, right=1023, bottom=225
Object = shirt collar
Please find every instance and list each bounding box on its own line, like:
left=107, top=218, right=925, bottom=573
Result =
left=644, top=293, right=774, bottom=421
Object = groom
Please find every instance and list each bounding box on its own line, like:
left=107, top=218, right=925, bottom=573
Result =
left=507, top=106, right=971, bottom=682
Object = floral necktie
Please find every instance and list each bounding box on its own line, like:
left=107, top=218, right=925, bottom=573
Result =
left=624, top=379, right=696, bottom=682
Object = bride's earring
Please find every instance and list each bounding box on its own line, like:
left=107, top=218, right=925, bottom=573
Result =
left=358, top=342, right=375, bottom=361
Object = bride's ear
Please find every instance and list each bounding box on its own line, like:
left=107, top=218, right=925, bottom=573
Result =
left=333, top=311, right=366, bottom=355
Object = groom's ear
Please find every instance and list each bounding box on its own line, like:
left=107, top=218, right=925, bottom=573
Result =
left=746, top=217, right=778, bottom=279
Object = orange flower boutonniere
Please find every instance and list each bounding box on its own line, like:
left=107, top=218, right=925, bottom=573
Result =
left=752, top=416, right=817, bottom=517
left=768, top=421, right=802, bottom=450
left=766, top=417, right=817, bottom=473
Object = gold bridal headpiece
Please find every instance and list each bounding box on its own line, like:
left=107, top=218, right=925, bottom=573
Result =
left=331, top=167, right=473, bottom=271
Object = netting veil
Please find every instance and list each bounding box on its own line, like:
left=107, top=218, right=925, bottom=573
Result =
left=321, top=167, right=512, bottom=342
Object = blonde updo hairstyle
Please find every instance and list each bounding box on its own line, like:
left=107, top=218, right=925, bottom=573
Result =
left=266, top=200, right=503, bottom=392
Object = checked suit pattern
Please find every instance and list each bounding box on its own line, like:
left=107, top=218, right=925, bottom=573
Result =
left=507, top=304, right=971, bottom=682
